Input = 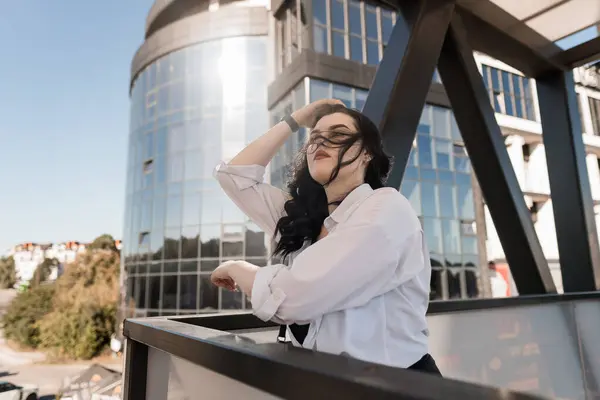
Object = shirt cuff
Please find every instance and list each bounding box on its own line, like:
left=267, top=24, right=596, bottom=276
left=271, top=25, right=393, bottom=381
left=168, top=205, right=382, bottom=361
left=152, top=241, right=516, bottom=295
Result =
left=213, top=162, right=266, bottom=190
left=251, top=265, right=286, bottom=322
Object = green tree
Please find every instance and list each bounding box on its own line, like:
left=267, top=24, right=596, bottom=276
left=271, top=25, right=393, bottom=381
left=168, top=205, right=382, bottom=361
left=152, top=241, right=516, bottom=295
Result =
left=37, top=248, right=120, bottom=359
left=88, top=234, right=117, bottom=252
left=0, top=256, right=17, bottom=289
left=2, top=284, right=55, bottom=348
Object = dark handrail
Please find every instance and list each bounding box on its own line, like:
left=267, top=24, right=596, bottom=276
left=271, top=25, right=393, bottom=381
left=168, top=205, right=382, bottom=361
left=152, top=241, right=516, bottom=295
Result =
left=124, top=316, right=547, bottom=400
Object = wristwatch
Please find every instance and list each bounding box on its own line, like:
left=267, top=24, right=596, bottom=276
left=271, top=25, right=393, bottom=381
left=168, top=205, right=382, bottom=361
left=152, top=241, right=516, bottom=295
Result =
left=281, top=114, right=300, bottom=133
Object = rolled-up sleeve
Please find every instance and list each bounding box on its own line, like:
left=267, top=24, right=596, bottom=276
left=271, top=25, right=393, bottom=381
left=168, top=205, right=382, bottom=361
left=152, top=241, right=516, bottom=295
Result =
left=249, top=190, right=426, bottom=325
left=251, top=265, right=287, bottom=322
left=214, top=162, right=289, bottom=236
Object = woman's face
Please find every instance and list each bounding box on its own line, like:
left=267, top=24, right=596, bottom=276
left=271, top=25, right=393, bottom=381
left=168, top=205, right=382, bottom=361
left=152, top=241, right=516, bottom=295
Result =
left=306, top=112, right=367, bottom=186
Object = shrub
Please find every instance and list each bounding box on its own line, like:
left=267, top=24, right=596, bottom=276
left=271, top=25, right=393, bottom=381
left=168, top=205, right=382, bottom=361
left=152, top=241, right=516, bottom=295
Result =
left=2, top=284, right=55, bottom=348
left=0, top=257, right=17, bottom=289
left=88, top=234, right=118, bottom=252
left=37, top=248, right=119, bottom=359
left=37, top=305, right=116, bottom=360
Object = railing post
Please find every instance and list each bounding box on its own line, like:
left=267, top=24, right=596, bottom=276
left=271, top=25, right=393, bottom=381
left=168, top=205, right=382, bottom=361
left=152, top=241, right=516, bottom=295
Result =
left=123, top=339, right=149, bottom=400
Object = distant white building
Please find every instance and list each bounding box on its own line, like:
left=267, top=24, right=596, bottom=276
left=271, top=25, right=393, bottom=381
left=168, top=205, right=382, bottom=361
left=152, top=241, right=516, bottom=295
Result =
left=3, top=240, right=122, bottom=284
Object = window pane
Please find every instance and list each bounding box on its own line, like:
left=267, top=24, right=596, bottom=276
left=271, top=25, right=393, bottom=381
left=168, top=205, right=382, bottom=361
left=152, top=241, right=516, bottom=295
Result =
left=422, top=217, right=443, bottom=253
left=167, top=124, right=185, bottom=153
left=417, top=134, right=433, bottom=168
left=348, top=1, right=361, bottom=35
left=332, top=84, right=352, bottom=107
left=447, top=269, right=462, bottom=299
left=245, top=223, right=267, bottom=257
left=355, top=90, right=367, bottom=110
left=162, top=275, right=177, bottom=309
left=442, top=219, right=461, bottom=254
left=200, top=225, right=220, bottom=258
left=199, top=275, right=219, bottom=310
left=366, top=9, right=377, bottom=39
left=332, top=31, right=345, bottom=58
left=432, top=107, right=450, bottom=138
left=502, top=71, right=514, bottom=116
left=366, top=40, right=379, bottom=65
left=181, top=226, right=200, bottom=258
left=400, top=180, right=421, bottom=215
left=512, top=75, right=522, bottom=97
left=167, top=154, right=184, bottom=182
left=457, top=184, right=475, bottom=219
left=166, top=196, right=182, bottom=227
left=350, top=36, right=363, bottom=63
left=421, top=182, right=438, bottom=217
left=435, top=139, right=452, bottom=170
left=438, top=183, right=456, bottom=218
left=148, top=276, right=160, bottom=309
left=491, top=67, right=500, bottom=91
left=313, top=0, right=327, bottom=25
left=430, top=269, right=444, bottom=300
left=462, top=236, right=478, bottom=254
left=465, top=269, right=479, bottom=298
left=179, top=274, right=198, bottom=310
left=310, top=79, right=330, bottom=101
left=313, top=25, right=327, bottom=53
left=331, top=0, right=345, bottom=30
left=182, top=194, right=201, bottom=226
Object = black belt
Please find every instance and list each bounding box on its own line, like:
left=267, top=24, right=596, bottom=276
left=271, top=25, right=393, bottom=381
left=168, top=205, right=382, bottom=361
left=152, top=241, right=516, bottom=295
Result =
left=277, top=323, right=309, bottom=345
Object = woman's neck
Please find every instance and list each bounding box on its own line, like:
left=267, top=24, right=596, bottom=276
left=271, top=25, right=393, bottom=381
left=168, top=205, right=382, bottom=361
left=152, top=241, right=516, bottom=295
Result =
left=325, top=180, right=363, bottom=214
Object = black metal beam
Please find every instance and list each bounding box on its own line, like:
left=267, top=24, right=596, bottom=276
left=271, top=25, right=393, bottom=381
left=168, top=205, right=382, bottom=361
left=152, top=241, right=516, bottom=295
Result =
left=122, top=339, right=148, bottom=400
left=454, top=6, right=563, bottom=77
left=437, top=14, right=556, bottom=295
left=552, top=37, right=600, bottom=68
left=362, top=0, right=455, bottom=189
left=535, top=70, right=600, bottom=292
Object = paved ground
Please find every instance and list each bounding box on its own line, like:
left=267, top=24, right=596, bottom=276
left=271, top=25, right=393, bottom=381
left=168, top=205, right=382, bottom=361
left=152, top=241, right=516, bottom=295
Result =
left=3, top=364, right=104, bottom=399
left=0, top=289, right=122, bottom=398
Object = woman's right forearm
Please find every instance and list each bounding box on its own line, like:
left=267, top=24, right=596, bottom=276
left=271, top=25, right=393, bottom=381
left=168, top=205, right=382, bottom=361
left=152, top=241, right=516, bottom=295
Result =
left=228, top=121, right=295, bottom=167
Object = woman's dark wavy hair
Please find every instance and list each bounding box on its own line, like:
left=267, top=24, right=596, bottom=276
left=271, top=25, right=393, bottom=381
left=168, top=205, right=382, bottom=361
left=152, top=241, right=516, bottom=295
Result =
left=272, top=104, right=392, bottom=260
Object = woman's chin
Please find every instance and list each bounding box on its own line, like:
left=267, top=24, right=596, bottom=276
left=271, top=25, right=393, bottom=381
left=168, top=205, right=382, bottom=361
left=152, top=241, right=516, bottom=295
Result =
left=309, top=171, right=332, bottom=185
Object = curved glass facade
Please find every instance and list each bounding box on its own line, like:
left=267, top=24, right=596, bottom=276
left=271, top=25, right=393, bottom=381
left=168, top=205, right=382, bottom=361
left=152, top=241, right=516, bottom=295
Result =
left=123, top=36, right=269, bottom=317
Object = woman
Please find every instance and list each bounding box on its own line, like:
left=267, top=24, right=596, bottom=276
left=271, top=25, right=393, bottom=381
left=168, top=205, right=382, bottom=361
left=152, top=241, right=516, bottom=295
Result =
left=211, top=99, right=440, bottom=374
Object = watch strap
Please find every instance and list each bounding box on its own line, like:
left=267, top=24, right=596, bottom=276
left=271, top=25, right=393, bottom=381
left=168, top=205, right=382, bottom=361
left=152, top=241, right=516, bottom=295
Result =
left=281, top=114, right=300, bottom=133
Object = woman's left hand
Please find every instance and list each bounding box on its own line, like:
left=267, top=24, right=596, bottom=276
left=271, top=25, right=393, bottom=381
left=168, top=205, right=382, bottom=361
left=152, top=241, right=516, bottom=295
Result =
left=211, top=261, right=238, bottom=291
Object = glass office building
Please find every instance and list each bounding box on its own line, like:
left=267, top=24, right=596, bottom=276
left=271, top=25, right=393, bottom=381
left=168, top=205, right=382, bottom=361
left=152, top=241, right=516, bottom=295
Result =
left=123, top=2, right=270, bottom=316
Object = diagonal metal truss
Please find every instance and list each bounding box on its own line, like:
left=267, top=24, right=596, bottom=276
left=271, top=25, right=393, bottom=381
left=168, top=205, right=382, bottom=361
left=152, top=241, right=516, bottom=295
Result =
left=536, top=71, right=600, bottom=292
left=362, top=0, right=455, bottom=190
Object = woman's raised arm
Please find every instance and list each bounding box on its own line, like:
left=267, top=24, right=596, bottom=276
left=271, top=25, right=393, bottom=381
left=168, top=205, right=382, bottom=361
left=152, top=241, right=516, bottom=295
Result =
left=214, top=99, right=344, bottom=236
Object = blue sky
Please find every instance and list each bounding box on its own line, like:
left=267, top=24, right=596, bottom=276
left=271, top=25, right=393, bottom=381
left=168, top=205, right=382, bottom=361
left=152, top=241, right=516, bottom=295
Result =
left=0, top=1, right=153, bottom=251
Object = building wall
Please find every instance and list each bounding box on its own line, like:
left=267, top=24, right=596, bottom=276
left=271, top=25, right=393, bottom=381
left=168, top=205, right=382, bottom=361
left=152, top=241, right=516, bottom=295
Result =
left=123, top=1, right=270, bottom=317
left=474, top=54, right=600, bottom=294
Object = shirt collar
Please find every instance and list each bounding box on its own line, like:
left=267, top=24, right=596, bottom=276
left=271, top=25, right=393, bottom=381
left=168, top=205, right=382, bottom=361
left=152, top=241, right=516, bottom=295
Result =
left=328, top=184, right=374, bottom=225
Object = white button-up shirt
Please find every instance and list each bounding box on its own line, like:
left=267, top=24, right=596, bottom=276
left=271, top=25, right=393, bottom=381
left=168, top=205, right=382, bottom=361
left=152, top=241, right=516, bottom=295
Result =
left=214, top=162, right=432, bottom=368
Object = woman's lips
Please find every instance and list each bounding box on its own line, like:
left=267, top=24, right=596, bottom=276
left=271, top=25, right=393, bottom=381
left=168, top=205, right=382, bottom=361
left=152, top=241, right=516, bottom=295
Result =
left=314, top=150, right=330, bottom=160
